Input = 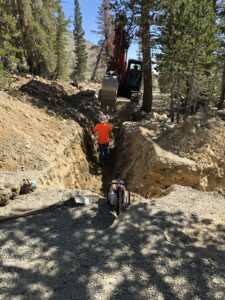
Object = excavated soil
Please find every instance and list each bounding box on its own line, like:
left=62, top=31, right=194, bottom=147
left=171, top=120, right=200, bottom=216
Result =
left=0, top=81, right=101, bottom=194
left=157, top=115, right=225, bottom=172
left=116, top=114, right=225, bottom=197
left=0, top=80, right=225, bottom=299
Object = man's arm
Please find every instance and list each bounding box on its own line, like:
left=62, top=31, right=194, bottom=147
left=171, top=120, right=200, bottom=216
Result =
left=108, top=124, right=112, bottom=135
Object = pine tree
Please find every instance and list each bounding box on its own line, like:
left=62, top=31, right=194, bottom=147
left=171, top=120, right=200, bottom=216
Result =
left=91, top=0, right=113, bottom=81
left=0, top=0, right=21, bottom=72
left=157, top=0, right=188, bottom=119
left=216, top=0, right=225, bottom=109
left=140, top=0, right=153, bottom=113
left=97, top=0, right=113, bottom=59
left=54, top=0, right=68, bottom=80
left=158, top=0, right=218, bottom=116
left=73, top=0, right=87, bottom=80
left=16, top=0, right=57, bottom=77
left=0, top=0, right=70, bottom=78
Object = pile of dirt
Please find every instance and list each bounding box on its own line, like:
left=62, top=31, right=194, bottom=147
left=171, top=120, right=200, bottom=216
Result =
left=0, top=86, right=101, bottom=200
left=19, top=79, right=101, bottom=126
left=116, top=115, right=225, bottom=197
left=157, top=114, right=225, bottom=170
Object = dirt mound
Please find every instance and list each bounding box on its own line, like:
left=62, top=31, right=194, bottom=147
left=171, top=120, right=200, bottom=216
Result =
left=0, top=89, right=101, bottom=194
left=157, top=115, right=225, bottom=174
left=20, top=79, right=100, bottom=126
left=116, top=117, right=225, bottom=197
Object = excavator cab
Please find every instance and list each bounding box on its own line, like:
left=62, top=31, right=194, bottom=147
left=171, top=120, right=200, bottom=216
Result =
left=124, top=59, right=142, bottom=99
left=100, top=23, right=143, bottom=113
left=100, top=59, right=143, bottom=113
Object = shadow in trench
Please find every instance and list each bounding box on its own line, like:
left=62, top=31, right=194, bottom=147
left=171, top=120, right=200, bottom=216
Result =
left=99, top=124, right=123, bottom=195
left=100, top=145, right=117, bottom=194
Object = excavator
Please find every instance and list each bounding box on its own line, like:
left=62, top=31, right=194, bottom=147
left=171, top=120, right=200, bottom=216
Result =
left=100, top=22, right=143, bottom=113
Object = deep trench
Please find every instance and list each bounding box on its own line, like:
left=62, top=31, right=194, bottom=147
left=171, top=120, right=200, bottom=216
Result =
left=18, top=80, right=130, bottom=194
left=83, top=122, right=121, bottom=195
left=12, top=79, right=225, bottom=204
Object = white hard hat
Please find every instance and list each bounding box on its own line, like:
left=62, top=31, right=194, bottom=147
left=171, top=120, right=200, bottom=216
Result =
left=100, top=114, right=108, bottom=122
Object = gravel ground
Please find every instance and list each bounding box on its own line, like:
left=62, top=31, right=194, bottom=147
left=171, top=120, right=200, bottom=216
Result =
left=0, top=186, right=225, bottom=300
left=0, top=188, right=101, bottom=221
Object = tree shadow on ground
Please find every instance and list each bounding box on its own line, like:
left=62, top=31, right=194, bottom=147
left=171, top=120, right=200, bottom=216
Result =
left=0, top=199, right=225, bottom=299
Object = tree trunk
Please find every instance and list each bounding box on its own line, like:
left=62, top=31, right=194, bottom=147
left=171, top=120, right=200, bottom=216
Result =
left=186, top=74, right=194, bottom=115
left=91, top=43, right=104, bottom=81
left=218, top=60, right=225, bottom=109
left=140, top=1, right=152, bottom=113
left=170, top=54, right=175, bottom=122
left=170, top=92, right=175, bottom=122
left=185, top=50, right=197, bottom=116
left=105, top=35, right=110, bottom=60
left=212, top=0, right=217, bottom=12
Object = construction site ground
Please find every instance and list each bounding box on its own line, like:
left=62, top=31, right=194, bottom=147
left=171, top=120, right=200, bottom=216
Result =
left=0, top=76, right=225, bottom=299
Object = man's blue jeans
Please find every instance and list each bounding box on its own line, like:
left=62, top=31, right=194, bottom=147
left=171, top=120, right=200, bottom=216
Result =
left=99, top=143, right=109, bottom=164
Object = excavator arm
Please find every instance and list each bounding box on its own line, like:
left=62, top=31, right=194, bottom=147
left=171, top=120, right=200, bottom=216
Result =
left=100, top=18, right=142, bottom=113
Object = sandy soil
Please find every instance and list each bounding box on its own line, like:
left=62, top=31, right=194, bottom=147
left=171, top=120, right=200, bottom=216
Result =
left=0, top=85, right=101, bottom=193
left=116, top=115, right=225, bottom=197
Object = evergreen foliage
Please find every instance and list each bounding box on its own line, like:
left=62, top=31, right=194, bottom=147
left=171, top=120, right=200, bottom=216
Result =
left=0, top=0, right=68, bottom=78
left=0, top=0, right=21, bottom=72
left=0, top=0, right=224, bottom=114
left=18, top=0, right=58, bottom=76
left=54, top=1, right=68, bottom=80
left=158, top=0, right=218, bottom=115
left=73, top=0, right=88, bottom=80
left=111, top=0, right=221, bottom=115
left=216, top=0, right=225, bottom=109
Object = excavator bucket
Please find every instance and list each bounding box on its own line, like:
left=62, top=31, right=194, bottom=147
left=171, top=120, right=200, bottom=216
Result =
left=100, top=75, right=118, bottom=114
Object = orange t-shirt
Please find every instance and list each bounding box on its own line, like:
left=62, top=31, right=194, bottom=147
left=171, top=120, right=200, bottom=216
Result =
left=93, top=122, right=112, bottom=144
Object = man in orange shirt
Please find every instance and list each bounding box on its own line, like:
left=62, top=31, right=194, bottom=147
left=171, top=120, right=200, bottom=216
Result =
left=93, top=115, right=112, bottom=165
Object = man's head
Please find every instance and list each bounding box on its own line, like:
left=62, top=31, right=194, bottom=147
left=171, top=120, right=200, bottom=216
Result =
left=99, top=114, right=108, bottom=123
left=133, top=65, right=138, bottom=70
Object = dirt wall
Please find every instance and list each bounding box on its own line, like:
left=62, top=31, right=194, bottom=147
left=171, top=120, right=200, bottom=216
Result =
left=116, top=118, right=225, bottom=197
left=0, top=90, right=101, bottom=193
